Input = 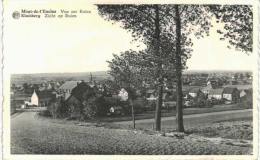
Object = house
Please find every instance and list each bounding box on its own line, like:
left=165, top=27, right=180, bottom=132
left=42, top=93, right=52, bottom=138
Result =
left=222, top=87, right=240, bottom=102
left=189, top=79, right=207, bottom=86
left=28, top=90, right=55, bottom=107
left=108, top=106, right=124, bottom=115
left=65, top=82, right=95, bottom=118
left=146, top=89, right=157, bottom=101
left=31, top=90, right=39, bottom=106
left=206, top=78, right=223, bottom=88
left=201, top=83, right=215, bottom=95
left=11, top=89, right=55, bottom=108
left=11, top=92, right=31, bottom=108
left=240, top=90, right=247, bottom=98
left=37, top=90, right=55, bottom=107
left=58, top=81, right=79, bottom=100
left=208, top=88, right=224, bottom=100
left=188, top=87, right=203, bottom=98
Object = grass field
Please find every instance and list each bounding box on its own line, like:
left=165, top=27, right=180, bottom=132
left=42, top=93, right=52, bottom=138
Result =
left=11, top=111, right=252, bottom=155
left=97, top=103, right=249, bottom=122
left=187, top=120, right=253, bottom=140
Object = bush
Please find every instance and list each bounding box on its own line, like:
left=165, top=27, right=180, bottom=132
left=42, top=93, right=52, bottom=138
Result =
left=145, top=100, right=156, bottom=111
left=38, top=110, right=52, bottom=117
left=132, top=98, right=147, bottom=113
left=81, top=96, right=111, bottom=119
left=95, top=96, right=110, bottom=116
left=239, top=93, right=252, bottom=109
left=103, top=96, right=130, bottom=114
left=47, top=98, right=69, bottom=118
left=82, top=97, right=97, bottom=119
left=237, top=100, right=252, bottom=109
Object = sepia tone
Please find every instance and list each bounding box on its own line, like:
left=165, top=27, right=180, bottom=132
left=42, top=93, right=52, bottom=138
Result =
left=3, top=1, right=258, bottom=159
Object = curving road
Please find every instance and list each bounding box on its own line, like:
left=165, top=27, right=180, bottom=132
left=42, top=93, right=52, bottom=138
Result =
left=114, top=109, right=252, bottom=130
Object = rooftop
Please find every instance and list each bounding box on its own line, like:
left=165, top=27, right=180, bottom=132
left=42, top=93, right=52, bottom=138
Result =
left=59, top=81, right=79, bottom=90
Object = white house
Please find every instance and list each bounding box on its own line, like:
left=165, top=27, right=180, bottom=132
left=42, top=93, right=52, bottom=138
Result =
left=222, top=87, right=240, bottom=102
left=188, top=88, right=201, bottom=98
left=31, top=90, right=39, bottom=106
left=240, top=90, right=247, bottom=98
left=208, top=88, right=224, bottom=100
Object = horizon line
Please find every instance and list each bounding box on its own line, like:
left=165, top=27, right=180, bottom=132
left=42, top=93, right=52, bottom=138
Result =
left=11, top=69, right=252, bottom=75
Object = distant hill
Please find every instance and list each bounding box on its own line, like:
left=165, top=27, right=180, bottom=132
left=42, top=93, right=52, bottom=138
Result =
left=183, top=70, right=252, bottom=75
left=11, top=70, right=252, bottom=85
left=11, top=71, right=111, bottom=85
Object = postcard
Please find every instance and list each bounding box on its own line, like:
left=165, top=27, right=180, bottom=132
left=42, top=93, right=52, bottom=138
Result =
left=2, top=0, right=259, bottom=159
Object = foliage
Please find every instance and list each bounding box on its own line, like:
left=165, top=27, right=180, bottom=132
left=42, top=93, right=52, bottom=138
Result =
left=209, top=5, right=253, bottom=52
left=99, top=79, right=121, bottom=96
left=97, top=4, right=213, bottom=131
left=80, top=96, right=112, bottom=120
left=47, top=98, right=69, bottom=118
left=107, top=50, right=146, bottom=95
left=132, top=98, right=147, bottom=113
left=38, top=109, right=52, bottom=117
left=97, top=4, right=253, bottom=131
left=95, top=96, right=110, bottom=116
left=82, top=97, right=97, bottom=120
left=239, top=91, right=253, bottom=109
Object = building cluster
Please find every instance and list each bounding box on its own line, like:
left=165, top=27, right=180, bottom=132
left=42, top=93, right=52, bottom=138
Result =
left=182, top=72, right=252, bottom=86
left=11, top=72, right=253, bottom=113
left=10, top=75, right=107, bottom=110
left=146, top=77, right=252, bottom=108
left=11, top=81, right=63, bottom=109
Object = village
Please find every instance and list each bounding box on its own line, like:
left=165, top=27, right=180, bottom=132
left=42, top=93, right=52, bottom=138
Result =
left=7, top=3, right=255, bottom=156
left=10, top=70, right=254, bottom=154
left=11, top=71, right=252, bottom=117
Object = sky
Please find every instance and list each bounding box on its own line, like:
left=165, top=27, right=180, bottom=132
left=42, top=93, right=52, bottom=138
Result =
left=3, top=1, right=254, bottom=74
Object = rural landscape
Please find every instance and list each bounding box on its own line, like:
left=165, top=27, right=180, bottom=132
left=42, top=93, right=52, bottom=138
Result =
left=10, top=4, right=254, bottom=155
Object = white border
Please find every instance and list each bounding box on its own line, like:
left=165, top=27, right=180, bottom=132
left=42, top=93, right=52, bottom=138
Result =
left=2, top=0, right=259, bottom=160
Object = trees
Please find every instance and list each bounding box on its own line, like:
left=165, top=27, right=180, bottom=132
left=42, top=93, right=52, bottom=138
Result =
left=174, top=5, right=184, bottom=132
left=209, top=5, right=253, bottom=53
left=97, top=4, right=253, bottom=132
left=47, top=97, right=68, bottom=118
left=97, top=4, right=204, bottom=132
left=107, top=50, right=146, bottom=128
left=82, top=97, right=97, bottom=119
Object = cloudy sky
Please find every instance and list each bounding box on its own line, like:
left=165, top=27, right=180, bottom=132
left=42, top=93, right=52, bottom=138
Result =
left=4, top=1, right=254, bottom=74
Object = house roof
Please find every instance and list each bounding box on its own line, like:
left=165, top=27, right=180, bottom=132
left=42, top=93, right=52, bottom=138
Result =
left=223, top=84, right=252, bottom=90
left=59, top=81, right=79, bottom=90
left=11, top=93, right=31, bottom=101
left=223, top=87, right=238, bottom=94
left=70, top=82, right=94, bottom=101
left=189, top=87, right=201, bottom=93
left=37, top=90, right=55, bottom=99
left=209, top=88, right=224, bottom=95
left=201, top=85, right=212, bottom=91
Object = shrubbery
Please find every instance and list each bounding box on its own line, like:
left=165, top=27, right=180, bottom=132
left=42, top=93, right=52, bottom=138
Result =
left=132, top=98, right=147, bottom=113
left=47, top=99, right=69, bottom=118
left=44, top=94, right=148, bottom=120
left=82, top=97, right=97, bottom=119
